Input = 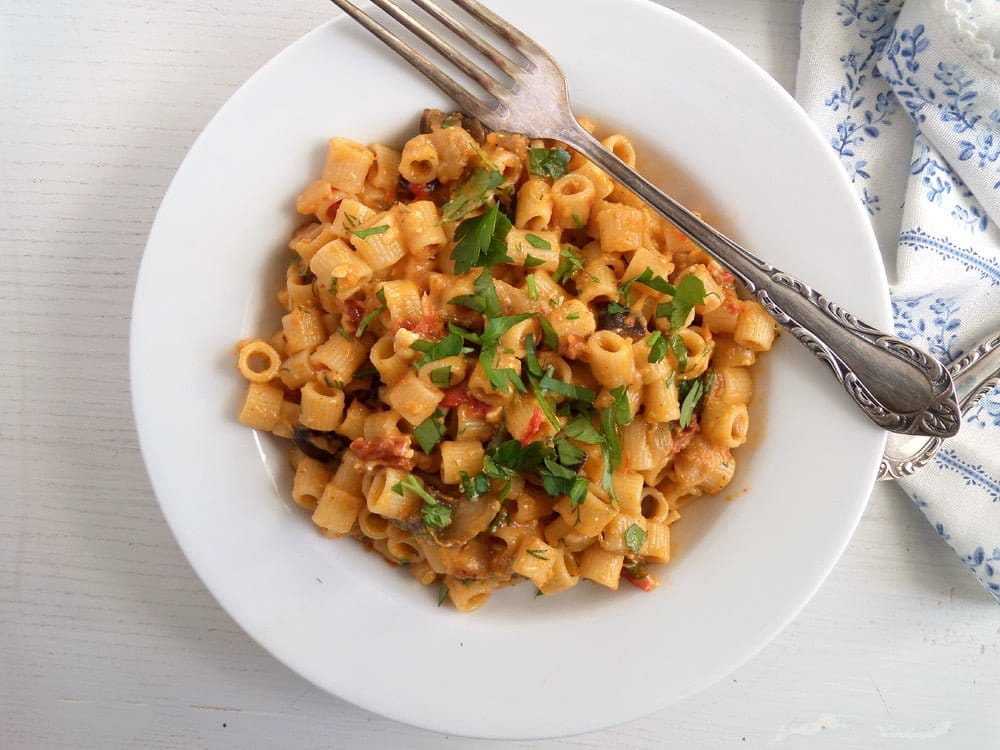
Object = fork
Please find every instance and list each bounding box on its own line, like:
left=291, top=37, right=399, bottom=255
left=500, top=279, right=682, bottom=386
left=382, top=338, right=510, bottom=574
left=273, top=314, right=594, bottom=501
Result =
left=328, top=0, right=961, bottom=438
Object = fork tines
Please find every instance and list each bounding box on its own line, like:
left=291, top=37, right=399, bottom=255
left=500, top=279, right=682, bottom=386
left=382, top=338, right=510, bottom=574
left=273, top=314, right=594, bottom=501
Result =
left=328, top=0, right=544, bottom=120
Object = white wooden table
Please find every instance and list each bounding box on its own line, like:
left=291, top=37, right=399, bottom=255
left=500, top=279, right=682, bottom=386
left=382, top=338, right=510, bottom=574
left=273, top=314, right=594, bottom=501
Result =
left=3, top=1, right=998, bottom=747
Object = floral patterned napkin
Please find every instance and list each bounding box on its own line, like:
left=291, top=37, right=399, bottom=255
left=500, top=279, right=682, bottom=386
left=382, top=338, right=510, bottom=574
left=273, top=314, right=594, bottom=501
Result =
left=796, top=0, right=1000, bottom=602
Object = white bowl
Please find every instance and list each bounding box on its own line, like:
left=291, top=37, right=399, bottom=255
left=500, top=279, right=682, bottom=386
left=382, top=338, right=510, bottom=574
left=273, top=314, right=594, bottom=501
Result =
left=131, top=0, right=889, bottom=739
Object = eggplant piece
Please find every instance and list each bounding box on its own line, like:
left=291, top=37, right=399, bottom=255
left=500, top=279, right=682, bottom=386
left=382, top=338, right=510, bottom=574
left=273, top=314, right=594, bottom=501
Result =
left=595, top=302, right=649, bottom=341
left=292, top=426, right=346, bottom=464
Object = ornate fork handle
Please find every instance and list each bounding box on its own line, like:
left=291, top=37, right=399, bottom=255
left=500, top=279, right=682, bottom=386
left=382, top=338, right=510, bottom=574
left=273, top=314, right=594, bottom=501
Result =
left=879, top=332, right=1000, bottom=479
left=561, top=124, right=961, bottom=438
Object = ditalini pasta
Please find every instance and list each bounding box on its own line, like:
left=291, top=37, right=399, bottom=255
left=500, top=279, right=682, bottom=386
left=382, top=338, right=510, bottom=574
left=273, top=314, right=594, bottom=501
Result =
left=235, top=110, right=775, bottom=611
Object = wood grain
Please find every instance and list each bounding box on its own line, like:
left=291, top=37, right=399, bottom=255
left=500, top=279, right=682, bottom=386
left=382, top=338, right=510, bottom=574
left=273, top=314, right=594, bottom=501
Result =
left=2, top=1, right=998, bottom=747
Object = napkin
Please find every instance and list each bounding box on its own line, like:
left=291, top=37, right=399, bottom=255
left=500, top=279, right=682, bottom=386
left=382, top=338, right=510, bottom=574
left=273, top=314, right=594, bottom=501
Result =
left=796, top=0, right=1000, bottom=602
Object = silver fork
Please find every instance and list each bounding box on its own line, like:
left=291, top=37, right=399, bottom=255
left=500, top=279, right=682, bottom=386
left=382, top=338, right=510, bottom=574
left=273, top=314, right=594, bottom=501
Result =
left=328, top=0, right=961, bottom=438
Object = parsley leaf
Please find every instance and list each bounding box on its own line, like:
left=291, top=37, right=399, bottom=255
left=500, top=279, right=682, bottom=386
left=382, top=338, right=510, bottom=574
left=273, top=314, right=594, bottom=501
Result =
left=430, top=366, right=452, bottom=387
left=392, top=474, right=453, bottom=529
left=598, top=386, right=633, bottom=499
left=412, top=330, right=465, bottom=367
left=655, top=274, right=707, bottom=331
left=624, top=524, right=647, bottom=555
left=538, top=374, right=596, bottom=403
left=351, top=224, right=390, bottom=239
left=451, top=201, right=513, bottom=274
left=528, top=147, right=571, bottom=179
left=669, top=333, right=688, bottom=372
left=413, top=410, right=447, bottom=454
left=523, top=254, right=546, bottom=269
left=478, top=312, right=535, bottom=393
left=525, top=549, right=549, bottom=560
left=449, top=269, right=503, bottom=318
left=422, top=503, right=453, bottom=529
left=525, top=234, right=551, bottom=250
left=356, top=287, right=387, bottom=339
left=553, top=246, right=586, bottom=284
left=539, top=317, right=559, bottom=351
left=620, top=267, right=676, bottom=301
left=460, top=470, right=491, bottom=500
left=441, top=167, right=504, bottom=222
left=563, top=415, right=603, bottom=444
left=679, top=372, right=714, bottom=428
left=647, top=331, right=667, bottom=364
left=554, top=438, right=587, bottom=466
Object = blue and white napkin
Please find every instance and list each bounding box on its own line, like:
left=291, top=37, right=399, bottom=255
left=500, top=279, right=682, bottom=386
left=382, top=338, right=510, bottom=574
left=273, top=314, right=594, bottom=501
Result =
left=796, top=0, right=1000, bottom=602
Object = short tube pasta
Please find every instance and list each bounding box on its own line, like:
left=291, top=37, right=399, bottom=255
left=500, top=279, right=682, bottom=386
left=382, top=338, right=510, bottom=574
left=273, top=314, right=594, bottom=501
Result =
left=233, top=111, right=772, bottom=610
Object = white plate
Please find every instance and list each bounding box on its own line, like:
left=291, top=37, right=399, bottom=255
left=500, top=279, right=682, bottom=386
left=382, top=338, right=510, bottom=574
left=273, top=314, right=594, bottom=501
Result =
left=131, top=0, right=889, bottom=739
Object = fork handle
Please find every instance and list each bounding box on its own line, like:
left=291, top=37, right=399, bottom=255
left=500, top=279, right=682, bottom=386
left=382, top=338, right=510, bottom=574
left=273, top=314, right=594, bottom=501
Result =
left=565, top=126, right=960, bottom=438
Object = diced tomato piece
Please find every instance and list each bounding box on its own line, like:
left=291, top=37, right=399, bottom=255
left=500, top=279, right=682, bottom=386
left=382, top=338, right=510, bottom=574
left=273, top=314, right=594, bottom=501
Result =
left=439, top=385, right=491, bottom=415
left=622, top=567, right=658, bottom=592
left=325, top=200, right=342, bottom=221
left=520, top=407, right=544, bottom=446
left=408, top=181, right=434, bottom=201
left=342, top=298, right=366, bottom=334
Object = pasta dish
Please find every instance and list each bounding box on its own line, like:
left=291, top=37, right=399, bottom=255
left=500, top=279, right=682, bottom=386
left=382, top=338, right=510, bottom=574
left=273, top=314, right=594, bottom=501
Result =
left=234, top=110, right=774, bottom=611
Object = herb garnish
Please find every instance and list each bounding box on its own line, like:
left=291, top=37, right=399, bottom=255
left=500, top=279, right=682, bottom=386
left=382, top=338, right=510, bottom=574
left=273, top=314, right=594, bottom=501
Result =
left=450, top=201, right=513, bottom=274
left=528, top=147, right=571, bottom=179
left=392, top=474, right=453, bottom=529
left=525, top=549, right=550, bottom=560
left=654, top=274, right=707, bottom=331
left=430, top=366, right=452, bottom=387
left=525, top=234, right=552, bottom=250
left=413, top=409, right=447, bottom=454
left=678, top=372, right=714, bottom=428
left=411, top=330, right=467, bottom=367
left=350, top=224, right=390, bottom=240
left=647, top=331, right=668, bottom=364
left=624, top=524, right=647, bottom=555
left=356, top=287, right=387, bottom=339
left=441, top=167, right=504, bottom=223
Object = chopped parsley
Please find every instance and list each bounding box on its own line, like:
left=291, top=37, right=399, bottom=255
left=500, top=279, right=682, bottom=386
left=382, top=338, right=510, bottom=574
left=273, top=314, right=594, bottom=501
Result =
left=441, top=167, right=504, bottom=223
left=355, top=287, right=387, bottom=339
left=460, top=470, right=491, bottom=501
left=647, top=331, right=668, bottom=364
left=392, top=473, right=453, bottom=529
left=526, top=274, right=538, bottom=300
left=413, top=410, right=447, bottom=454
left=523, top=254, right=546, bottom=269
left=539, top=317, right=559, bottom=350
left=478, top=312, right=536, bottom=393
left=563, top=415, right=603, bottom=444
left=411, top=330, right=467, bottom=366
left=553, top=246, right=586, bottom=284
left=525, top=234, right=551, bottom=250
left=598, top=385, right=633, bottom=499
left=449, top=269, right=503, bottom=317
left=350, top=224, right=390, bottom=239
left=669, top=333, right=688, bottom=371
left=528, top=147, right=571, bottom=179
left=679, top=372, right=715, bottom=428
left=571, top=213, right=586, bottom=230
left=538, top=374, right=596, bottom=403
left=438, top=582, right=449, bottom=606
left=525, top=549, right=549, bottom=560
left=655, top=274, right=707, bottom=331
left=430, top=366, right=452, bottom=387
left=624, top=523, right=647, bottom=555
left=450, top=201, right=513, bottom=274
left=619, top=267, right=675, bottom=301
